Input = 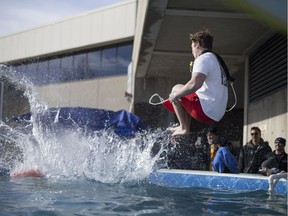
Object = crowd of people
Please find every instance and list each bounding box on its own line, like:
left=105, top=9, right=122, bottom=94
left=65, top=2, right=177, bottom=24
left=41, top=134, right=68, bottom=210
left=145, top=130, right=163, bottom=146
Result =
left=200, top=126, right=287, bottom=176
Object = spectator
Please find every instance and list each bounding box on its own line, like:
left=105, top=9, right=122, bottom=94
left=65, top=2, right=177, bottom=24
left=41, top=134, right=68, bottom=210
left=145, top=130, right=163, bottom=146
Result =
left=238, top=126, right=272, bottom=173
left=206, top=127, right=236, bottom=172
left=260, top=137, right=287, bottom=176
left=212, top=144, right=238, bottom=173
left=206, top=127, right=220, bottom=171
left=273, top=137, right=288, bottom=172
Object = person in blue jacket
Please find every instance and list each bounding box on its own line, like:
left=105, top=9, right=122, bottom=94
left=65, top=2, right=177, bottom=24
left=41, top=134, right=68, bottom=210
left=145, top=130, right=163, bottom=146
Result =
left=206, top=126, right=238, bottom=173
left=212, top=145, right=238, bottom=173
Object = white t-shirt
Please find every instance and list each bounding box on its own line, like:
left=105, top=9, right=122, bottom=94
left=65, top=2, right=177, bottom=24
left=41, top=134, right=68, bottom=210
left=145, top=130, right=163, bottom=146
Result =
left=192, top=52, right=228, bottom=121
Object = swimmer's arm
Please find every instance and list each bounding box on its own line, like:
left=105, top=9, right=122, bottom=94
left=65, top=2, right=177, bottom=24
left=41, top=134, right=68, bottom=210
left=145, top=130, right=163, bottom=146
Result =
left=171, top=72, right=206, bottom=101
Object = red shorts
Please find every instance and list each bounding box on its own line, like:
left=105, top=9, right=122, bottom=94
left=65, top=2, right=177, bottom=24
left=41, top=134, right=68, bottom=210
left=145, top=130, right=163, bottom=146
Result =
left=162, top=93, right=216, bottom=125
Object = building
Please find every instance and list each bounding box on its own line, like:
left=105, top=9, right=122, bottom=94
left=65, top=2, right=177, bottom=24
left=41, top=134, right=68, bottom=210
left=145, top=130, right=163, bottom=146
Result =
left=0, top=0, right=287, bottom=150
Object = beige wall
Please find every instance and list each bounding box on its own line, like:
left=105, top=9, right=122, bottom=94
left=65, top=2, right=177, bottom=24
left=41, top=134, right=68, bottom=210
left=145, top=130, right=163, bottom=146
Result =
left=37, top=76, right=130, bottom=111
left=244, top=88, right=287, bottom=152
left=129, top=0, right=150, bottom=112
left=0, top=0, right=137, bottom=62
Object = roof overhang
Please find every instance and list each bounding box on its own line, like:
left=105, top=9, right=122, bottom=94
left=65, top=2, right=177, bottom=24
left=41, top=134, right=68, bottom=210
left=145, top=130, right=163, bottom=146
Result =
left=135, top=0, right=278, bottom=81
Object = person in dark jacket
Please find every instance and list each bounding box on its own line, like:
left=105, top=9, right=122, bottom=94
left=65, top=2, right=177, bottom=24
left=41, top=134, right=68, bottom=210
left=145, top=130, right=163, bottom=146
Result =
left=238, top=126, right=272, bottom=173
left=272, top=137, right=288, bottom=172
left=260, top=137, right=287, bottom=176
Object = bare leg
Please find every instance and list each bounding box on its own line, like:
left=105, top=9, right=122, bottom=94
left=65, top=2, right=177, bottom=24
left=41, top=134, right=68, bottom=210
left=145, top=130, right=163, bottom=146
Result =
left=169, top=84, right=191, bottom=136
left=172, top=100, right=191, bottom=136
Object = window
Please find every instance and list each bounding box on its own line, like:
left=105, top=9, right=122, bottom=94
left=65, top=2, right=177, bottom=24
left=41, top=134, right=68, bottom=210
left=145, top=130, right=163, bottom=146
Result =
left=88, top=50, right=101, bottom=78
left=14, top=65, right=26, bottom=76
left=38, top=61, right=49, bottom=85
left=117, top=44, right=132, bottom=75
left=74, top=53, right=87, bottom=80
left=9, top=41, right=133, bottom=85
left=48, top=58, right=61, bottom=84
left=102, top=47, right=116, bottom=77
left=61, top=56, right=73, bottom=82
left=26, top=62, right=38, bottom=84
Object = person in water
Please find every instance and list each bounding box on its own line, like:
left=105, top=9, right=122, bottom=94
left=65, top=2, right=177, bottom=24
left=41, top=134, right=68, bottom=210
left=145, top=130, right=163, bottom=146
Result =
left=168, top=29, right=232, bottom=136
left=0, top=138, right=44, bottom=178
left=0, top=167, right=44, bottom=178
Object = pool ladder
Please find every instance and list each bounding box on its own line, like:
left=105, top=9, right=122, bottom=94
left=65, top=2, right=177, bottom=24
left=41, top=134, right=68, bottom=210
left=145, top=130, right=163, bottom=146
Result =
left=268, top=172, right=288, bottom=194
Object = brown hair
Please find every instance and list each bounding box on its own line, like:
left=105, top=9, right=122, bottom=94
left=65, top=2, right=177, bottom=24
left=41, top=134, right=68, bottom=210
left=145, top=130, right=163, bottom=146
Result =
left=251, top=126, right=261, bottom=134
left=189, top=29, right=213, bottom=50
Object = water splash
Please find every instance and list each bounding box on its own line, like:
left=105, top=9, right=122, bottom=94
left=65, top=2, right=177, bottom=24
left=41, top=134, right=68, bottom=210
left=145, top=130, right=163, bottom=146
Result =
left=0, top=65, right=169, bottom=183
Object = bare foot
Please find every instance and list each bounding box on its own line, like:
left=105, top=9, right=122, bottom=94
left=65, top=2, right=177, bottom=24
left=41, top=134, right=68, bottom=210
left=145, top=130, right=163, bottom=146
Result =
left=167, top=126, right=180, bottom=133
left=172, top=128, right=189, bottom=136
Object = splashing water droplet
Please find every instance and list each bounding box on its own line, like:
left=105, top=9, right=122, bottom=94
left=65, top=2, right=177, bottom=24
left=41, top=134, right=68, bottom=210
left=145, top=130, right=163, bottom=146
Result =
left=0, top=65, right=169, bottom=182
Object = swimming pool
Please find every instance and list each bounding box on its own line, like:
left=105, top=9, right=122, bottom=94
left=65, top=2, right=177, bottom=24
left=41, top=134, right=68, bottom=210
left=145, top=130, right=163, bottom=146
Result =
left=0, top=176, right=287, bottom=215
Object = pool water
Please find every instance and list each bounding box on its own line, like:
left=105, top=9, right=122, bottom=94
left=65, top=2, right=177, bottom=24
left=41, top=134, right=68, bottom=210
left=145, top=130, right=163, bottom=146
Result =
left=0, top=176, right=287, bottom=215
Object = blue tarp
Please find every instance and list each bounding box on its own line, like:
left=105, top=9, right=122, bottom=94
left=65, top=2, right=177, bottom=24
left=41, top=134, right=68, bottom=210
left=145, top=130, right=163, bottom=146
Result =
left=14, top=107, right=147, bottom=137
